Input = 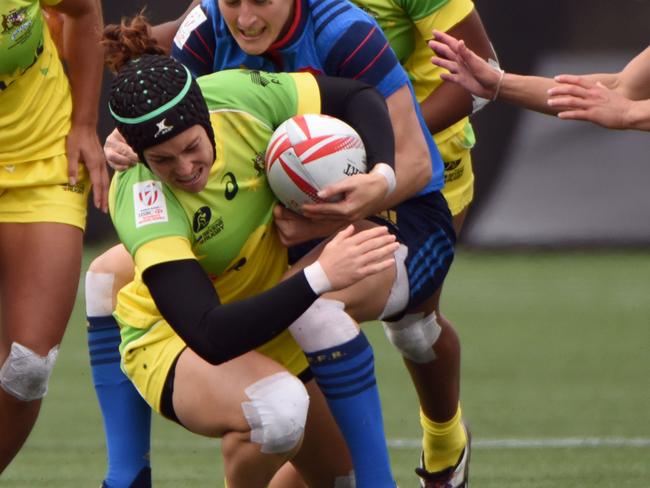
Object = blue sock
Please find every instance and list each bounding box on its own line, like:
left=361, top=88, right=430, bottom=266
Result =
left=88, top=315, right=152, bottom=488
left=306, top=332, right=395, bottom=487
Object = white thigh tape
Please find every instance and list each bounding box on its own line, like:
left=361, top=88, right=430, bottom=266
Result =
left=241, top=372, right=309, bottom=454
left=378, top=244, right=409, bottom=320
left=85, top=271, right=116, bottom=316
left=382, top=311, right=441, bottom=363
left=288, top=298, right=359, bottom=353
left=0, top=342, right=59, bottom=401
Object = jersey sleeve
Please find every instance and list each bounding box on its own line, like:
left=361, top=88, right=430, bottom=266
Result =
left=196, top=69, right=320, bottom=128
left=316, top=4, right=408, bottom=98
left=171, top=1, right=217, bottom=78
left=405, top=0, right=474, bottom=41
left=109, top=165, right=194, bottom=268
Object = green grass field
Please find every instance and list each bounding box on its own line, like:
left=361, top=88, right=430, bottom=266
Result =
left=2, top=247, right=649, bottom=487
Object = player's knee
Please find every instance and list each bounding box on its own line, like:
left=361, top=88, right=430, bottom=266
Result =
left=0, top=342, right=59, bottom=401
left=289, top=298, right=358, bottom=352
left=241, top=372, right=310, bottom=454
left=382, top=311, right=442, bottom=363
left=378, top=244, right=409, bottom=320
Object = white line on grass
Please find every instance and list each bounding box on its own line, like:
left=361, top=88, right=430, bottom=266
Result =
left=387, top=437, right=650, bottom=449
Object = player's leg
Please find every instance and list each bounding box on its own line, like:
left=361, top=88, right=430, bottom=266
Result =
left=269, top=378, right=353, bottom=488
left=0, top=221, right=83, bottom=472
left=380, top=190, right=469, bottom=485
left=85, top=244, right=151, bottom=487
left=286, top=220, right=404, bottom=488
left=0, top=160, right=88, bottom=473
left=171, top=348, right=309, bottom=487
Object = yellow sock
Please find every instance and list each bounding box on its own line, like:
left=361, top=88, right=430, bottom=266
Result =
left=420, top=405, right=467, bottom=473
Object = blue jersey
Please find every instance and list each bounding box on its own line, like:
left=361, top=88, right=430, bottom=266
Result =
left=172, top=0, right=444, bottom=194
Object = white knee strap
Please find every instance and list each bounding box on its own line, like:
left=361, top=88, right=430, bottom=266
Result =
left=85, top=271, right=115, bottom=316
left=288, top=298, right=359, bottom=353
left=379, top=244, right=409, bottom=320
left=241, top=372, right=310, bottom=454
left=0, top=342, right=59, bottom=401
left=382, top=311, right=441, bottom=364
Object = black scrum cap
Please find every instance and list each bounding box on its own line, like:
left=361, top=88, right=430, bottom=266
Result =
left=108, top=55, right=215, bottom=164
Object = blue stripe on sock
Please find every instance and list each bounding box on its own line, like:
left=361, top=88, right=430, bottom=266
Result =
left=90, top=356, right=122, bottom=367
left=320, top=378, right=377, bottom=399
left=88, top=335, right=122, bottom=347
left=88, top=315, right=121, bottom=330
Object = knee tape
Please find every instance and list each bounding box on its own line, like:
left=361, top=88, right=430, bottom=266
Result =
left=241, top=372, right=310, bottom=454
left=382, top=311, right=441, bottom=364
left=379, top=244, right=409, bottom=320
left=0, top=342, right=59, bottom=401
left=288, top=298, right=358, bottom=353
left=85, top=271, right=115, bottom=316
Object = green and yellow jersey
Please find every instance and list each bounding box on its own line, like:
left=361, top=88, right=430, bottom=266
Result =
left=109, top=70, right=321, bottom=407
left=0, top=0, right=72, bottom=165
left=352, top=0, right=477, bottom=213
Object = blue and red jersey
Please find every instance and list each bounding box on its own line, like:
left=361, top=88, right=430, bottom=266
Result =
left=172, top=0, right=444, bottom=194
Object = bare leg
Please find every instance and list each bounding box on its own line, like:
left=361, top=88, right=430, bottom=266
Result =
left=172, top=349, right=303, bottom=487
left=0, top=222, right=83, bottom=473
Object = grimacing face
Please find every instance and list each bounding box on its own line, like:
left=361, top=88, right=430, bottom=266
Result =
left=143, top=125, right=214, bottom=193
left=218, top=0, right=295, bottom=55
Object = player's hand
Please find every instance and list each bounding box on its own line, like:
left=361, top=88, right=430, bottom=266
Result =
left=317, top=224, right=399, bottom=290
left=429, top=30, right=502, bottom=100
left=273, top=204, right=345, bottom=246
left=548, top=75, right=632, bottom=130
left=301, top=170, right=389, bottom=222
left=104, top=128, right=139, bottom=171
left=66, top=124, right=109, bottom=212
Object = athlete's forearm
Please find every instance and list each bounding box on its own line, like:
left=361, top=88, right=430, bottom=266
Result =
left=55, top=0, right=103, bottom=128
left=143, top=259, right=319, bottom=365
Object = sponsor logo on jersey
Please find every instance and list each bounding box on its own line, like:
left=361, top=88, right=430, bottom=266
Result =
left=60, top=182, right=86, bottom=195
left=192, top=206, right=212, bottom=232
left=221, top=171, right=239, bottom=200
left=173, top=5, right=208, bottom=49
left=195, top=216, right=224, bottom=245
left=2, top=7, right=28, bottom=35
left=443, top=158, right=464, bottom=183
left=133, top=180, right=168, bottom=227
left=154, top=118, right=174, bottom=138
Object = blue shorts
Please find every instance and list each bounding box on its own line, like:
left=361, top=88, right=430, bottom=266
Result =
left=289, top=191, right=456, bottom=313
left=372, top=191, right=456, bottom=311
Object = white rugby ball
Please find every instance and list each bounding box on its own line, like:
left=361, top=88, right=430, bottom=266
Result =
left=265, top=113, right=367, bottom=213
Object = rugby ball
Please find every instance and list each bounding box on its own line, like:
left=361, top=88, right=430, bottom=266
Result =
left=265, top=114, right=367, bottom=213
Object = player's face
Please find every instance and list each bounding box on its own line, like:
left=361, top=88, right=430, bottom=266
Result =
left=219, top=0, right=295, bottom=55
left=144, top=125, right=214, bottom=193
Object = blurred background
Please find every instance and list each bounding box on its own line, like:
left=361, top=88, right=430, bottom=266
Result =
left=88, top=0, right=650, bottom=249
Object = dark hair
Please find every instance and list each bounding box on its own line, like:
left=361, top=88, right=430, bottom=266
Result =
left=103, top=12, right=165, bottom=73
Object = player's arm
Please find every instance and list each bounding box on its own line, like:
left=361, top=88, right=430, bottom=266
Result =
left=140, top=226, right=398, bottom=365
left=150, top=0, right=201, bottom=54
left=51, top=0, right=108, bottom=211
left=331, top=21, right=432, bottom=207
left=419, top=7, right=496, bottom=133
left=546, top=48, right=650, bottom=131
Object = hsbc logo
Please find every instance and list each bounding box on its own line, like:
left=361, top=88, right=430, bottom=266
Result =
left=133, top=180, right=168, bottom=227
